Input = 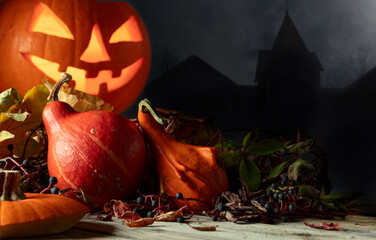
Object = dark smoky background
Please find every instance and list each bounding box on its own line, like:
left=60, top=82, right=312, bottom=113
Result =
left=109, top=0, right=376, bottom=198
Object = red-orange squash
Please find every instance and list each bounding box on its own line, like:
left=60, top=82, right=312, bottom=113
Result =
left=138, top=100, right=229, bottom=212
left=43, top=74, right=147, bottom=211
left=0, top=0, right=151, bottom=113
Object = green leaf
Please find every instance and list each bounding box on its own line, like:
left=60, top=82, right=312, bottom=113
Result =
left=0, top=130, right=14, bottom=143
left=280, top=139, right=316, bottom=155
left=214, top=141, right=241, bottom=150
left=246, top=138, right=287, bottom=156
left=321, top=201, right=349, bottom=212
left=0, top=88, right=22, bottom=112
left=320, top=192, right=363, bottom=201
left=239, top=159, right=261, bottom=192
left=221, top=150, right=241, bottom=167
left=298, top=184, right=320, bottom=199
left=268, top=158, right=295, bottom=178
left=242, top=129, right=258, bottom=150
left=287, top=158, right=316, bottom=181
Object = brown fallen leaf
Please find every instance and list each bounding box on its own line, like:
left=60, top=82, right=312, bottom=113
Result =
left=124, top=218, right=155, bottom=227
left=0, top=85, right=49, bottom=158
left=156, top=206, right=186, bottom=221
left=303, top=221, right=344, bottom=231
left=43, top=79, right=113, bottom=112
left=189, top=224, right=218, bottom=231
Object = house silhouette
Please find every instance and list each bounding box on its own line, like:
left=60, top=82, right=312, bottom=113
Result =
left=140, top=13, right=325, bottom=135
left=124, top=12, right=376, bottom=197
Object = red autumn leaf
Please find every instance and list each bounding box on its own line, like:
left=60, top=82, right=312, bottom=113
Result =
left=323, top=222, right=345, bottom=231
left=124, top=217, right=155, bottom=227
left=303, top=221, right=344, bottom=231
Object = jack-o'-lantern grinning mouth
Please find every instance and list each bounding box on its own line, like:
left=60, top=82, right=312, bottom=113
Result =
left=22, top=2, right=146, bottom=95
left=22, top=53, right=144, bottom=95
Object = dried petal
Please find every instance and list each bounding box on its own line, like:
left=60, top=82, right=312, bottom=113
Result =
left=124, top=218, right=155, bottom=227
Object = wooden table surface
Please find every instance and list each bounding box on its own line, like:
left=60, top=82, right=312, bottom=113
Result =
left=32, top=213, right=376, bottom=240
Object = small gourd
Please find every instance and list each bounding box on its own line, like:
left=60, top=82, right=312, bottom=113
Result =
left=0, top=170, right=89, bottom=238
left=138, top=100, right=229, bottom=212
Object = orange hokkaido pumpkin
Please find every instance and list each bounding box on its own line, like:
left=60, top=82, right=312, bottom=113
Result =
left=0, top=170, right=89, bottom=238
left=43, top=74, right=147, bottom=211
left=0, top=0, right=151, bottom=113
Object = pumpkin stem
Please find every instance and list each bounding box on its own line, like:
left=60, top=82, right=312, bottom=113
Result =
left=50, top=73, right=72, bottom=102
left=138, top=99, right=166, bottom=126
left=0, top=170, right=26, bottom=201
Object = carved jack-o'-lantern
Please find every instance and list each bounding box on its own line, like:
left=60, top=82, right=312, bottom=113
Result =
left=0, top=0, right=151, bottom=112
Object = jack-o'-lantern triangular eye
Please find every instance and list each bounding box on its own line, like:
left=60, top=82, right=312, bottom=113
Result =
left=109, top=15, right=143, bottom=43
left=28, top=2, right=74, bottom=40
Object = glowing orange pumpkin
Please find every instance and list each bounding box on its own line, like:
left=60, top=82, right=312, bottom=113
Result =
left=0, top=0, right=151, bottom=113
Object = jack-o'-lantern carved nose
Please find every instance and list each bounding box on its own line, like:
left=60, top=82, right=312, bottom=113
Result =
left=80, top=24, right=111, bottom=63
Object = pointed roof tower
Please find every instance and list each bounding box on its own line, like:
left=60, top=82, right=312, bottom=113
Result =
left=255, top=12, right=324, bottom=83
left=272, top=13, right=310, bottom=55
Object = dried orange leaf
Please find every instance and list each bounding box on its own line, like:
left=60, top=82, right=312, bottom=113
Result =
left=189, top=225, right=218, bottom=231
left=156, top=206, right=186, bottom=222
left=43, top=79, right=113, bottom=112
left=124, top=217, right=155, bottom=227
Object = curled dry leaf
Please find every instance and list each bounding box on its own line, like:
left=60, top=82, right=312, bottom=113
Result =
left=43, top=79, right=113, bottom=112
left=96, top=213, right=113, bottom=221
left=103, top=199, right=137, bottom=219
left=251, top=199, right=267, bottom=213
left=156, top=206, right=186, bottom=222
left=222, top=210, right=260, bottom=223
left=58, top=188, right=92, bottom=208
left=220, top=191, right=241, bottom=203
left=124, top=218, right=155, bottom=227
left=118, top=211, right=141, bottom=220
left=189, top=224, right=218, bottom=231
left=303, top=221, right=344, bottom=231
left=223, top=211, right=238, bottom=223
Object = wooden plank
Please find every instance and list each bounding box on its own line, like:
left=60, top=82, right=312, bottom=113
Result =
left=57, top=214, right=376, bottom=240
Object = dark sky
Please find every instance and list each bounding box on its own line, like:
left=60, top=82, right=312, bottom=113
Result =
left=118, top=0, right=376, bottom=87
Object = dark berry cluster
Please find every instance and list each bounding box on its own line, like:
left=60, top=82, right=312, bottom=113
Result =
left=40, top=176, right=60, bottom=194
left=1, top=144, right=50, bottom=194
left=130, top=192, right=192, bottom=223
left=252, top=175, right=298, bottom=222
